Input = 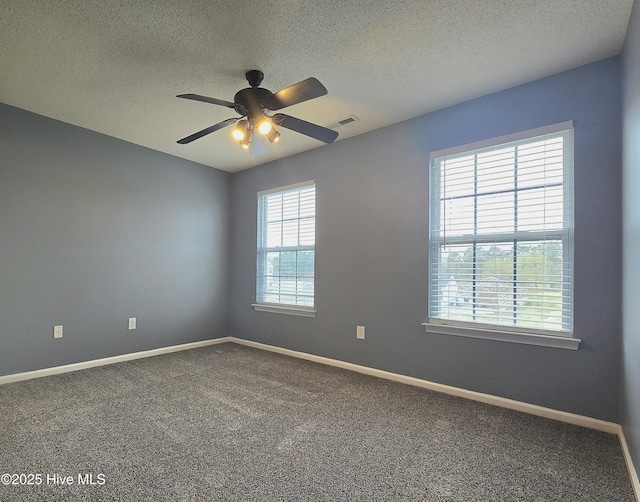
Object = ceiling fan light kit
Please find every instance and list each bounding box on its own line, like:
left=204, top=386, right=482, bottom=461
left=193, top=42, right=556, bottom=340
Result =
left=177, top=70, right=338, bottom=149
left=258, top=120, right=272, bottom=135
left=266, top=128, right=280, bottom=143
left=239, top=129, right=253, bottom=149
left=232, top=120, right=248, bottom=141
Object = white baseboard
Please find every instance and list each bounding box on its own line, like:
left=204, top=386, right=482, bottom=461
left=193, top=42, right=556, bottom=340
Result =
left=0, top=337, right=232, bottom=385
left=619, top=427, right=640, bottom=501
left=229, top=337, right=618, bottom=433
left=230, top=337, right=640, bottom=500
left=0, top=335, right=616, bottom=433
left=1, top=334, right=637, bottom=500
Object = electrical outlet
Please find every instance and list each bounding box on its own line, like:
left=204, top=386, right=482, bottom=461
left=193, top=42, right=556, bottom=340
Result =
left=53, top=325, right=63, bottom=339
left=128, top=317, right=136, bottom=330
left=356, top=325, right=365, bottom=340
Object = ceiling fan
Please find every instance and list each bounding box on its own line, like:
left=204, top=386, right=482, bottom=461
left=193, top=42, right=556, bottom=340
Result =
left=176, top=70, right=339, bottom=149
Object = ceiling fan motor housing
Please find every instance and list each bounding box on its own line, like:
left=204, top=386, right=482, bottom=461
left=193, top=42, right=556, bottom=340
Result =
left=234, top=87, right=275, bottom=118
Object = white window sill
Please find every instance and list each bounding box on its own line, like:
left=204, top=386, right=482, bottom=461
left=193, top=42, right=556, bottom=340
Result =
left=252, top=303, right=316, bottom=317
left=422, top=322, right=580, bottom=350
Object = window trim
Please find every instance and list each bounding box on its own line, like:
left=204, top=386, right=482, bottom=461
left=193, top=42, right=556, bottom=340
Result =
left=426, top=122, right=579, bottom=349
left=422, top=321, right=580, bottom=350
left=429, top=121, right=574, bottom=160
left=251, top=303, right=317, bottom=317
left=256, top=180, right=316, bottom=197
left=254, top=180, right=316, bottom=314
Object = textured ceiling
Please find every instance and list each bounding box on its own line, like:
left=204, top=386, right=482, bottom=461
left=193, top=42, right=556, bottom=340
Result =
left=0, top=0, right=634, bottom=172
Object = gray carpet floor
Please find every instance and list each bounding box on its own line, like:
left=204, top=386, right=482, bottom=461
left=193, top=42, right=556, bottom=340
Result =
left=0, top=342, right=635, bottom=501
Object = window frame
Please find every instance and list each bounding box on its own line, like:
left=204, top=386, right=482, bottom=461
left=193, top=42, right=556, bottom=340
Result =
left=252, top=180, right=317, bottom=317
left=423, top=122, right=580, bottom=350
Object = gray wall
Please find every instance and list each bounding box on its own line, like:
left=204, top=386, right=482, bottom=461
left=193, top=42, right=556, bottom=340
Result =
left=0, top=53, right=627, bottom=428
left=230, top=57, right=623, bottom=423
left=623, top=0, right=640, bottom=482
left=0, top=103, right=230, bottom=376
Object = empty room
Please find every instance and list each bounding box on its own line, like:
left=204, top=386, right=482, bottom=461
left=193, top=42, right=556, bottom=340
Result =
left=1, top=1, right=640, bottom=500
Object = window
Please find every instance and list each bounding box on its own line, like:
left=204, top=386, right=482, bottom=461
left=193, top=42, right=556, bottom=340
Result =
left=254, top=181, right=316, bottom=316
left=426, top=122, right=575, bottom=346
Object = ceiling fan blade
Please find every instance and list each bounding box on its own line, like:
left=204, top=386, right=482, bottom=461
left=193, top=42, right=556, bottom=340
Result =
left=177, top=93, right=237, bottom=109
left=272, top=114, right=338, bottom=144
left=268, top=78, right=328, bottom=110
left=177, top=118, right=238, bottom=144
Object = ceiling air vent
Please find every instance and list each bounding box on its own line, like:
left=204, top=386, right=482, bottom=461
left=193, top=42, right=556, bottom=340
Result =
left=328, top=115, right=360, bottom=129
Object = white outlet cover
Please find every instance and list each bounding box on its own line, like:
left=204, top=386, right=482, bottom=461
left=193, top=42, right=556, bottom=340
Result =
left=53, top=325, right=63, bottom=339
left=128, top=317, right=136, bottom=330
left=357, top=326, right=365, bottom=339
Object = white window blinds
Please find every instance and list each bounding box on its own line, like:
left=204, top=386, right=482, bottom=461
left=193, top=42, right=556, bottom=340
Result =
left=428, top=123, right=574, bottom=335
left=257, top=181, right=316, bottom=307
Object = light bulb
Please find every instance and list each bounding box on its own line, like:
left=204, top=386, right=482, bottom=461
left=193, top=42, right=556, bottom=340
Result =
left=258, top=120, right=272, bottom=135
left=232, top=120, right=248, bottom=141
